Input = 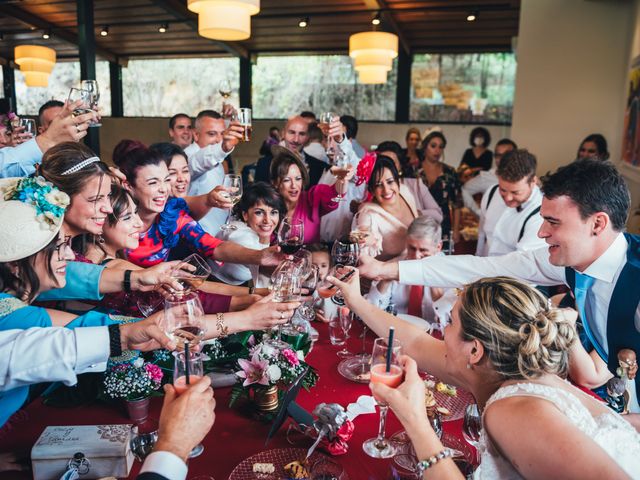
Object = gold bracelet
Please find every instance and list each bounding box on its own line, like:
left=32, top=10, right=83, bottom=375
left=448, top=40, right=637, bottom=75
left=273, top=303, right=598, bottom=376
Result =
left=215, top=312, right=229, bottom=338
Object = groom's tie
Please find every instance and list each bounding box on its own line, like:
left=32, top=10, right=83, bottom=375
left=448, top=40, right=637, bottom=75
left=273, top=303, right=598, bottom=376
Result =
left=574, top=271, right=606, bottom=360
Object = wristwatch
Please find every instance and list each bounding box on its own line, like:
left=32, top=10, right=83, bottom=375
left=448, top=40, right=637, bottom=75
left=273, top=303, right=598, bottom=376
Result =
left=108, top=324, right=123, bottom=357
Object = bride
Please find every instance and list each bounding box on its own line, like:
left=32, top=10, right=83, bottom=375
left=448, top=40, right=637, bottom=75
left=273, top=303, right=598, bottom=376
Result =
left=330, top=271, right=640, bottom=479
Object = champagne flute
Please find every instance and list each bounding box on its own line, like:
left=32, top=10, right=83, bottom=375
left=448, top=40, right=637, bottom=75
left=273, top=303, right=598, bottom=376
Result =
left=80, top=80, right=101, bottom=127
left=363, top=336, right=403, bottom=458
left=219, top=79, right=232, bottom=126
left=164, top=294, right=206, bottom=349
left=278, top=218, right=304, bottom=255
left=463, top=403, right=482, bottom=464
left=220, top=174, right=242, bottom=232
left=173, top=350, right=205, bottom=458
left=298, top=264, right=319, bottom=321
left=319, top=111, right=336, bottom=156
left=336, top=306, right=353, bottom=358
left=171, top=253, right=211, bottom=297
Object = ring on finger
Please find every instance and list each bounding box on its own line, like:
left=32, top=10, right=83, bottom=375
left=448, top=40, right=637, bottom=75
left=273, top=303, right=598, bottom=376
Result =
left=280, top=311, right=285, bottom=320
left=75, top=124, right=80, bottom=133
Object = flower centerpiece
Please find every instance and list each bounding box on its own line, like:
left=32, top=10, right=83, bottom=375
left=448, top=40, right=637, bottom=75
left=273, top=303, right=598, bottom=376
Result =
left=230, top=334, right=318, bottom=418
left=103, top=357, right=163, bottom=423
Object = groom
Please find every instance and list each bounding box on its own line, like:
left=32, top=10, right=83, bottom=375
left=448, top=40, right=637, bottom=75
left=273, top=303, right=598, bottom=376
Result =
left=359, top=158, right=640, bottom=421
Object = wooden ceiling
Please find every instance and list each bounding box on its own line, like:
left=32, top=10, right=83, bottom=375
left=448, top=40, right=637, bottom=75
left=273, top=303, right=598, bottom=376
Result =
left=0, top=0, right=520, bottom=62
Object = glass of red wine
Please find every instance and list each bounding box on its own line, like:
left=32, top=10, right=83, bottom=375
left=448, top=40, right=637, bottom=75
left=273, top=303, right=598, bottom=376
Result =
left=278, top=218, right=304, bottom=255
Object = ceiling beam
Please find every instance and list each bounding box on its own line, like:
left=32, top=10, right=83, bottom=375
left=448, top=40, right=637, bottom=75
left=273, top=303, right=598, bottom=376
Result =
left=362, top=0, right=411, bottom=54
left=150, top=0, right=249, bottom=59
left=0, top=4, right=123, bottom=64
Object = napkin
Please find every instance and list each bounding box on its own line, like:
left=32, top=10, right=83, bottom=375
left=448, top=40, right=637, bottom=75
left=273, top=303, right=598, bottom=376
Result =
left=346, top=395, right=377, bottom=421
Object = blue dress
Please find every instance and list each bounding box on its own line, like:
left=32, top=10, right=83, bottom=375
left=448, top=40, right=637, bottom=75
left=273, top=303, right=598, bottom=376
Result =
left=0, top=292, right=117, bottom=427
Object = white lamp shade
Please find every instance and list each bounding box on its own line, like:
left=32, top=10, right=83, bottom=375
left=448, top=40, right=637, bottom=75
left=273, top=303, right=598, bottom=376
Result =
left=198, top=2, right=252, bottom=40
left=354, top=53, right=393, bottom=72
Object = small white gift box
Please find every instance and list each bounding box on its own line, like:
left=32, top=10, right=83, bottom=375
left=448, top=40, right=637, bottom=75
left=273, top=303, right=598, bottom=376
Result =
left=31, top=424, right=134, bottom=480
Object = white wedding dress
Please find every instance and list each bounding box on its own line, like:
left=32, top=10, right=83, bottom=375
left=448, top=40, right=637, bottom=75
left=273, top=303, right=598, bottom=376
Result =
left=473, top=382, right=640, bottom=479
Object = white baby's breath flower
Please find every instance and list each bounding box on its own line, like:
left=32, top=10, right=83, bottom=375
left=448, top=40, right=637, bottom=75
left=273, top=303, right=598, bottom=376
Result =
left=133, top=357, right=144, bottom=368
left=267, top=364, right=281, bottom=382
left=261, top=344, right=277, bottom=358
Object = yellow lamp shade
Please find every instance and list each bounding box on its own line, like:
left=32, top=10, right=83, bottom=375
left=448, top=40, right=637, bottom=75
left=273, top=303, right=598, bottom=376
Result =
left=188, top=0, right=260, bottom=41
left=357, top=67, right=389, bottom=84
left=354, top=53, right=393, bottom=72
left=349, top=32, right=398, bottom=61
left=23, top=71, right=50, bottom=87
left=14, top=45, right=56, bottom=87
left=14, top=45, right=56, bottom=66
left=188, top=0, right=259, bottom=15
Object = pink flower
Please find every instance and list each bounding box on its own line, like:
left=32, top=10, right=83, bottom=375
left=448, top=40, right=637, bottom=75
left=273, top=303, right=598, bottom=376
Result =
left=236, top=352, right=269, bottom=387
left=145, top=363, right=163, bottom=383
left=282, top=349, right=299, bottom=366
left=355, top=151, right=377, bottom=186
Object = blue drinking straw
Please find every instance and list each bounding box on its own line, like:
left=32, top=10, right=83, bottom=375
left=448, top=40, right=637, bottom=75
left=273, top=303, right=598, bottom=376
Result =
left=386, top=327, right=395, bottom=373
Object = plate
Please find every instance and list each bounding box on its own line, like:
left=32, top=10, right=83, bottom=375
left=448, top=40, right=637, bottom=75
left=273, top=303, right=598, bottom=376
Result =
left=432, top=384, right=474, bottom=421
left=337, top=355, right=371, bottom=384
left=390, top=430, right=474, bottom=472
left=228, top=447, right=348, bottom=480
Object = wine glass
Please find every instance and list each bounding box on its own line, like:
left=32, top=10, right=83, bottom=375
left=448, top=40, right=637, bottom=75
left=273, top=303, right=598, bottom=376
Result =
left=67, top=88, right=92, bottom=118
left=316, top=264, right=349, bottom=301
left=220, top=174, right=242, bottom=232
left=351, top=211, right=373, bottom=243
left=19, top=118, right=36, bottom=139
left=237, top=107, right=252, bottom=142
left=319, top=111, right=336, bottom=155
left=81, top=80, right=101, bottom=127
left=278, top=218, right=304, bottom=255
left=164, top=294, right=206, bottom=350
left=173, top=350, right=205, bottom=458
left=463, top=403, right=482, bottom=464
left=336, top=306, right=353, bottom=358
left=298, top=264, right=319, bottom=321
left=136, top=290, right=164, bottom=317
left=331, top=237, right=359, bottom=267
left=330, top=147, right=349, bottom=202
left=171, top=253, right=211, bottom=297
left=267, top=262, right=300, bottom=348
left=363, top=337, right=403, bottom=458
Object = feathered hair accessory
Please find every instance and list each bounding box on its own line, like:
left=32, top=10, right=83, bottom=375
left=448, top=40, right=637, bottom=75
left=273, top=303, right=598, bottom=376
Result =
left=355, top=151, right=377, bottom=186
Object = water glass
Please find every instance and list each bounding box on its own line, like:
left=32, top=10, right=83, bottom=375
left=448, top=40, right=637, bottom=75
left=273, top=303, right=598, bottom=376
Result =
left=237, top=107, right=252, bottom=142
left=173, top=351, right=205, bottom=458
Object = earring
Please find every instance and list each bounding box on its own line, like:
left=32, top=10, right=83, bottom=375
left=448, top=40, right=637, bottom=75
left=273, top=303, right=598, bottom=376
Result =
left=466, top=363, right=472, bottom=369
left=97, top=235, right=105, bottom=245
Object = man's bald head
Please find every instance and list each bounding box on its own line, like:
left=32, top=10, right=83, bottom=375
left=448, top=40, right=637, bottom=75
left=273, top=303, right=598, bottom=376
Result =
left=283, top=116, right=309, bottom=152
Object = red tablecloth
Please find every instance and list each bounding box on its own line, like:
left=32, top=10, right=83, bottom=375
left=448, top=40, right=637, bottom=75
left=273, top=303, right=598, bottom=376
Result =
left=0, top=322, right=469, bottom=479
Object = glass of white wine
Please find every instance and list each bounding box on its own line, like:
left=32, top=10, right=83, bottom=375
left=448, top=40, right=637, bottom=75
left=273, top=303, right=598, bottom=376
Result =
left=170, top=253, right=211, bottom=297
left=220, top=174, right=242, bottom=232
left=164, top=293, right=206, bottom=350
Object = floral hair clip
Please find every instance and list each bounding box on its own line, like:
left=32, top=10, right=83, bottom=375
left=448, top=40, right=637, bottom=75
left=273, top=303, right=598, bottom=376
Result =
left=1, top=176, right=69, bottom=230
left=355, top=151, right=377, bottom=186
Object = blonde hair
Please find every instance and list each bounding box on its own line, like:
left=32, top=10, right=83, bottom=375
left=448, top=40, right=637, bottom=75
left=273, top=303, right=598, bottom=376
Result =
left=458, top=277, right=576, bottom=380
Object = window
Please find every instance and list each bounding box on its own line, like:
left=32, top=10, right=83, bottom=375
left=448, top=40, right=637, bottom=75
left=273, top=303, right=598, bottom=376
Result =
left=410, top=53, right=516, bottom=124
left=121, top=57, right=239, bottom=117
left=15, top=61, right=111, bottom=117
left=252, top=54, right=397, bottom=121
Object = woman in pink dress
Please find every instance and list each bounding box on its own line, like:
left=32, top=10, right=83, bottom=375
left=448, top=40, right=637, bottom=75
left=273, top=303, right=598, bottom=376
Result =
left=270, top=146, right=353, bottom=244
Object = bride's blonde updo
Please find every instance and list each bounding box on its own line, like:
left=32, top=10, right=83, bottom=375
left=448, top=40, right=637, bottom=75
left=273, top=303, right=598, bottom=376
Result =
left=458, top=277, right=576, bottom=380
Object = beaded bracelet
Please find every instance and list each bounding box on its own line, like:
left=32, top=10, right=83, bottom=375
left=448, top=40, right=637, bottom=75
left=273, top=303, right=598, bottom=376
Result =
left=416, top=448, right=455, bottom=474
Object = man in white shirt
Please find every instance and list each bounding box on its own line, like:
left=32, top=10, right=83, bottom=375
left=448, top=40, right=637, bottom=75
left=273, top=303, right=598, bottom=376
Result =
left=462, top=138, right=517, bottom=217
left=0, top=322, right=214, bottom=480
left=366, top=216, right=450, bottom=332
left=481, top=149, right=546, bottom=257
left=168, top=113, right=193, bottom=150
left=359, top=159, right=640, bottom=416
left=186, top=110, right=243, bottom=235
